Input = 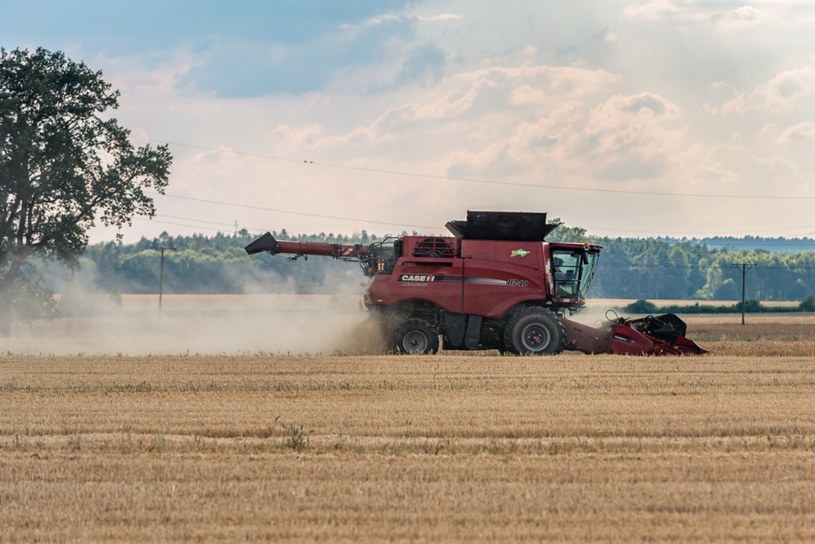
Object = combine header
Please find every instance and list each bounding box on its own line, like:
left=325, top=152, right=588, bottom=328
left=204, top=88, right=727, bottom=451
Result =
left=246, top=211, right=706, bottom=356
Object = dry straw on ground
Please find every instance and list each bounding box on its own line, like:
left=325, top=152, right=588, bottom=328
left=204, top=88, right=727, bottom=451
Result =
left=2, top=325, right=815, bottom=542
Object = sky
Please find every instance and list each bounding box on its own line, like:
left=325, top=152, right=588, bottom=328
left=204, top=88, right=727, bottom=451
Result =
left=2, top=0, right=815, bottom=241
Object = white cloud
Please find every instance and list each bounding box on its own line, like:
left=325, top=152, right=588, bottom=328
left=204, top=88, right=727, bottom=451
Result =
left=623, top=0, right=693, bottom=22
left=778, top=122, right=815, bottom=145
left=721, top=66, right=814, bottom=115
left=711, top=6, right=762, bottom=30
left=760, top=67, right=813, bottom=115
left=575, top=93, right=682, bottom=180
left=417, top=13, right=463, bottom=22
left=624, top=0, right=815, bottom=27
left=693, top=144, right=799, bottom=192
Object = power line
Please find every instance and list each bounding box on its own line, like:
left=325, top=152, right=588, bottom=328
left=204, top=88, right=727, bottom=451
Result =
left=141, top=139, right=815, bottom=237
left=145, top=204, right=815, bottom=246
left=135, top=218, right=230, bottom=233
left=159, top=139, right=815, bottom=202
left=153, top=192, right=439, bottom=231
left=134, top=138, right=815, bottom=235
left=597, top=262, right=815, bottom=270
left=579, top=223, right=815, bottom=237
left=150, top=191, right=815, bottom=238
left=136, top=217, right=391, bottom=237
left=155, top=214, right=267, bottom=233
left=144, top=200, right=815, bottom=247
left=157, top=214, right=239, bottom=228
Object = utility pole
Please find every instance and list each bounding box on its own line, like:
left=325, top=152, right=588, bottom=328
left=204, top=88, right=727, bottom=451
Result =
left=732, top=262, right=754, bottom=325
left=154, top=246, right=176, bottom=312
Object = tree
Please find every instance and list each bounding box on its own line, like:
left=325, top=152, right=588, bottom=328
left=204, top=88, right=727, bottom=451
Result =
left=0, top=47, right=172, bottom=335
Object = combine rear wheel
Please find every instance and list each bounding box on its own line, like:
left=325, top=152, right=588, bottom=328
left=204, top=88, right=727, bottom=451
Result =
left=504, top=307, right=565, bottom=355
left=394, top=318, right=439, bottom=354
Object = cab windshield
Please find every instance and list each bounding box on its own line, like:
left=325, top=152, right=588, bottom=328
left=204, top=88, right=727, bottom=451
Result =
left=551, top=248, right=599, bottom=300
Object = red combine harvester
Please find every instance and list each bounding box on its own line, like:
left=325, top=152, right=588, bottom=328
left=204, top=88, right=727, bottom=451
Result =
left=245, top=211, right=706, bottom=356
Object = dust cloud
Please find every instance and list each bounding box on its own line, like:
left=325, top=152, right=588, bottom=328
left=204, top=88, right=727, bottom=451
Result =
left=2, top=297, right=621, bottom=356
left=0, top=252, right=390, bottom=356
left=1, top=294, right=386, bottom=356
left=568, top=301, right=623, bottom=328
left=1, top=269, right=624, bottom=357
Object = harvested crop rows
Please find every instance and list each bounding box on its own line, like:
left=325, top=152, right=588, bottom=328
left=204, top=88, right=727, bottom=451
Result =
left=2, top=330, right=815, bottom=542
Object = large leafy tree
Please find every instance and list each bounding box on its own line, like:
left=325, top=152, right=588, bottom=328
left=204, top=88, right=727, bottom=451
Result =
left=0, top=47, right=171, bottom=334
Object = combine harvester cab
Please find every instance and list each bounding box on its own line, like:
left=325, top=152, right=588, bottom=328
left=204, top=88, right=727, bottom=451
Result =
left=245, top=210, right=707, bottom=356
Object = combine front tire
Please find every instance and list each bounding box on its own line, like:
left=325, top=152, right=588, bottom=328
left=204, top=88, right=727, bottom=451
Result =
left=504, top=307, right=565, bottom=355
left=394, top=319, right=439, bottom=354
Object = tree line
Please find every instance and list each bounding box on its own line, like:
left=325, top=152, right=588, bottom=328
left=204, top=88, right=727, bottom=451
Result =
left=40, top=226, right=812, bottom=303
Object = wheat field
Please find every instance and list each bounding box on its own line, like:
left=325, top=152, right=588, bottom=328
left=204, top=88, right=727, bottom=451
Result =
left=2, top=315, right=815, bottom=542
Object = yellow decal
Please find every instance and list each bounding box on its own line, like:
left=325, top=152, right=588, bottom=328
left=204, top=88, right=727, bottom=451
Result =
left=511, top=249, right=531, bottom=258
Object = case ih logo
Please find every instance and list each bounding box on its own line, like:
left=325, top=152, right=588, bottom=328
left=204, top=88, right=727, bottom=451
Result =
left=399, top=274, right=436, bottom=282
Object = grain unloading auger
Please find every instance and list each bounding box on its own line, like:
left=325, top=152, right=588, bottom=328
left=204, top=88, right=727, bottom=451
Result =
left=246, top=211, right=707, bottom=356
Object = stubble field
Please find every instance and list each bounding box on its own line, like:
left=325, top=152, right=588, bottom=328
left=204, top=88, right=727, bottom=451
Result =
left=1, top=302, right=815, bottom=541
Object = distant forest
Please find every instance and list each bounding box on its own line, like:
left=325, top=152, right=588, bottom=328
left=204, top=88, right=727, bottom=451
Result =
left=42, top=225, right=815, bottom=302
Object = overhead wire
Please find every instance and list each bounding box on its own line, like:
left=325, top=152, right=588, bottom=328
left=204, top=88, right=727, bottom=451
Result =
left=155, top=214, right=268, bottom=233
left=134, top=218, right=229, bottom=233
left=161, top=140, right=815, bottom=201
left=598, top=262, right=815, bottom=270
left=152, top=192, right=439, bottom=231
left=148, top=193, right=815, bottom=238
left=134, top=138, right=815, bottom=237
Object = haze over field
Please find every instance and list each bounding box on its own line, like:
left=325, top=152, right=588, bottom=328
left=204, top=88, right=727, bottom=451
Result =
left=4, top=295, right=381, bottom=356
left=3, top=1, right=814, bottom=241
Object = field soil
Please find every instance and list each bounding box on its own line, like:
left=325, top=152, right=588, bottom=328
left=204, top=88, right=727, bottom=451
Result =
left=1, top=300, right=814, bottom=541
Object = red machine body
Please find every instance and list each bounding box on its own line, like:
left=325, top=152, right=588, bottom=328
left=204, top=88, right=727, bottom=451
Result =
left=362, top=235, right=600, bottom=320
left=245, top=211, right=706, bottom=356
